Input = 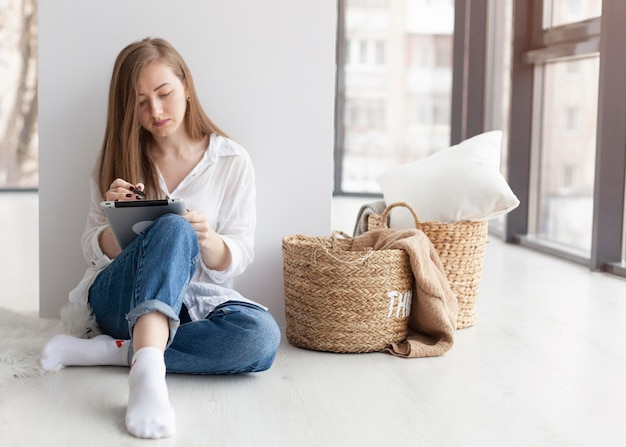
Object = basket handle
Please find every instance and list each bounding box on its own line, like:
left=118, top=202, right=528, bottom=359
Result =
left=380, top=202, right=422, bottom=228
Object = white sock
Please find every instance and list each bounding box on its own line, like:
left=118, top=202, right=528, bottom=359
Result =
left=40, top=334, right=130, bottom=371
left=125, top=347, right=175, bottom=439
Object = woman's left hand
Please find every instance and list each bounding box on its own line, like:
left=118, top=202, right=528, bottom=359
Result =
left=182, top=210, right=210, bottom=248
left=182, top=209, right=231, bottom=271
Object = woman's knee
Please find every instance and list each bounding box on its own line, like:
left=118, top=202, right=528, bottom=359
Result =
left=145, top=214, right=199, bottom=255
left=212, top=304, right=281, bottom=371
left=150, top=213, right=195, bottom=241
left=244, top=309, right=281, bottom=371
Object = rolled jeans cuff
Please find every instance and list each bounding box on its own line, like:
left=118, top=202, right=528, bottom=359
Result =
left=126, top=299, right=181, bottom=358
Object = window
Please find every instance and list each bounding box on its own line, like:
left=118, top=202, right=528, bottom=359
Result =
left=359, top=40, right=368, bottom=64
left=511, top=2, right=602, bottom=260
left=0, top=0, right=38, bottom=190
left=545, top=0, right=602, bottom=27
left=496, top=0, right=626, bottom=275
left=335, top=0, right=454, bottom=195
left=454, top=0, right=626, bottom=276
left=374, top=41, right=386, bottom=65
left=536, top=57, right=598, bottom=253
left=564, top=105, right=580, bottom=133
left=345, top=98, right=386, bottom=129
left=339, top=0, right=626, bottom=276
left=434, top=35, right=452, bottom=68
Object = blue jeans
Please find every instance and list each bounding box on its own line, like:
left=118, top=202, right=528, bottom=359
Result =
left=88, top=213, right=281, bottom=374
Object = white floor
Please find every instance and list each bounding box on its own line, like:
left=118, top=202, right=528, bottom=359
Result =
left=1, top=192, right=626, bottom=446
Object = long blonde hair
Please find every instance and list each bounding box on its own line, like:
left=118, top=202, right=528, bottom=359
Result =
left=96, top=37, right=227, bottom=199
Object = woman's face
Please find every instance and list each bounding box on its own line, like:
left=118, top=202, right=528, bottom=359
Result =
left=136, top=61, right=188, bottom=140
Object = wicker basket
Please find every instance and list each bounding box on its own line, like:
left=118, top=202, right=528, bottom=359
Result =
left=282, top=232, right=413, bottom=353
left=368, top=202, right=488, bottom=329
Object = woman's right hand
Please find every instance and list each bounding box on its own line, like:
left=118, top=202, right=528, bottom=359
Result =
left=100, top=178, right=144, bottom=259
left=105, top=178, right=145, bottom=201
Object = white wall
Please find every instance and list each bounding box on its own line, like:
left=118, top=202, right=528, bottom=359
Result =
left=38, top=0, right=337, bottom=327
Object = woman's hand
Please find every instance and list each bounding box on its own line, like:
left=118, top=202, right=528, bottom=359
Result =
left=105, top=178, right=145, bottom=201
left=98, top=178, right=144, bottom=259
left=183, top=210, right=210, bottom=248
left=99, top=179, right=144, bottom=259
left=183, top=210, right=231, bottom=271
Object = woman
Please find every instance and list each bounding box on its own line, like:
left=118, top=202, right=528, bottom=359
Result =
left=40, top=37, right=281, bottom=439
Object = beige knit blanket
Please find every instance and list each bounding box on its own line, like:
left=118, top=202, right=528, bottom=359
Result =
left=351, top=228, right=457, bottom=358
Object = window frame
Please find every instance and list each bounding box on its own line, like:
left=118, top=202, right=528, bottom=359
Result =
left=505, top=0, right=625, bottom=273
left=590, top=0, right=626, bottom=273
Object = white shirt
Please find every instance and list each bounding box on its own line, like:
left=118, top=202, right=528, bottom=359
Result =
left=69, top=134, right=262, bottom=320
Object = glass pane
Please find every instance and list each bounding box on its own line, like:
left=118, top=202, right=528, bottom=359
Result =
left=536, top=56, right=599, bottom=253
left=0, top=0, right=39, bottom=189
left=339, top=0, right=454, bottom=194
left=546, top=0, right=602, bottom=28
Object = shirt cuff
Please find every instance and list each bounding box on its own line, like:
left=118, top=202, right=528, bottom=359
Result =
left=89, top=225, right=113, bottom=268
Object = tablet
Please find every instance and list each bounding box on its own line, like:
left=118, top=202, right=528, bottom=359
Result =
left=100, top=198, right=186, bottom=249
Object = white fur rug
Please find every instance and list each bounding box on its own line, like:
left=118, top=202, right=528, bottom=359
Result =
left=0, top=303, right=102, bottom=386
left=0, top=307, right=65, bottom=385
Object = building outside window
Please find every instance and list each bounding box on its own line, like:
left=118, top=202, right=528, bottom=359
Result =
left=336, top=0, right=455, bottom=195
left=546, top=0, right=601, bottom=26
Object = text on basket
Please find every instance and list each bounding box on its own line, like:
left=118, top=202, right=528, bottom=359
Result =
left=387, top=290, right=412, bottom=318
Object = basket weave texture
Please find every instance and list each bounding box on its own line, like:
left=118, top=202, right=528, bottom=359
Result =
left=368, top=202, right=488, bottom=329
left=282, top=232, right=413, bottom=353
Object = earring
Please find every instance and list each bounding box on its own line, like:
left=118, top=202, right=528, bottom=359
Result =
left=186, top=96, right=190, bottom=102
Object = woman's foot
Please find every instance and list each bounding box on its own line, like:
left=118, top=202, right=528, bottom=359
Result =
left=125, top=347, right=176, bottom=439
left=40, top=334, right=129, bottom=371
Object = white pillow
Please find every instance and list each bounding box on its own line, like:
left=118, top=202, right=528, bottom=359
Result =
left=377, top=130, right=519, bottom=226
